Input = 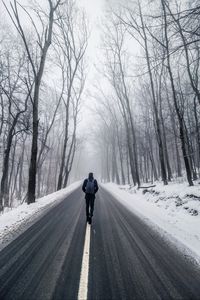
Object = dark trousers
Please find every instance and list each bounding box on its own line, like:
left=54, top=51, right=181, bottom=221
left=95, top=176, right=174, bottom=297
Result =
left=85, top=194, right=95, bottom=217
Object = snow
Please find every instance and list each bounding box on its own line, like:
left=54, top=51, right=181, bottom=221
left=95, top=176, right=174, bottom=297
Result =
left=102, top=181, right=200, bottom=264
left=0, top=181, right=81, bottom=251
left=1, top=178, right=200, bottom=266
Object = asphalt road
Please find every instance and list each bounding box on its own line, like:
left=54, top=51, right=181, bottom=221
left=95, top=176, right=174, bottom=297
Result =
left=0, top=186, right=200, bottom=300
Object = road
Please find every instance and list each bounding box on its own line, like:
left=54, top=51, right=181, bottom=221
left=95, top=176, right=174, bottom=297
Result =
left=0, top=186, right=200, bottom=299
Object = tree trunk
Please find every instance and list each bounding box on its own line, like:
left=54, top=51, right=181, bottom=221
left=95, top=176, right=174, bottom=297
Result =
left=138, top=1, right=167, bottom=185
left=11, top=157, right=20, bottom=206
left=106, top=144, right=110, bottom=182
left=27, top=79, right=39, bottom=203
left=37, top=167, right=42, bottom=198
left=46, top=147, right=53, bottom=194
left=126, top=149, right=130, bottom=184
left=0, top=118, right=18, bottom=210
left=165, top=83, right=182, bottom=177
left=161, top=0, right=193, bottom=186
left=18, top=138, right=26, bottom=200
left=117, top=132, right=126, bottom=185
left=148, top=132, right=158, bottom=181
left=161, top=112, right=172, bottom=181
left=194, top=96, right=200, bottom=174
left=57, top=102, right=70, bottom=190
left=27, top=5, right=55, bottom=204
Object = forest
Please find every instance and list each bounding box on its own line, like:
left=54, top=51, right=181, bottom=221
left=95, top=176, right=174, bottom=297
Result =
left=0, top=0, right=200, bottom=211
left=94, top=0, right=200, bottom=188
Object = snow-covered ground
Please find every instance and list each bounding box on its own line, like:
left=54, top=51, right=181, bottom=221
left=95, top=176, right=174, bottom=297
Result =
left=103, top=181, right=200, bottom=264
left=0, top=181, right=81, bottom=251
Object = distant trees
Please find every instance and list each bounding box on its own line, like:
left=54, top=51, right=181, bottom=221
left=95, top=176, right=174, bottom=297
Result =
left=95, top=0, right=200, bottom=186
left=55, top=1, right=88, bottom=190
left=3, top=0, right=63, bottom=204
left=102, top=20, right=140, bottom=186
left=1, top=0, right=199, bottom=213
left=0, top=41, right=32, bottom=209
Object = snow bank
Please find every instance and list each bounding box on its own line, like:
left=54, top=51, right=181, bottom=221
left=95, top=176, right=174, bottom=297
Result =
left=102, top=181, right=200, bottom=263
left=0, top=181, right=81, bottom=250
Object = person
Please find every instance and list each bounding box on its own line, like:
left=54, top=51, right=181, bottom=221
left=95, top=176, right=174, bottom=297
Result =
left=82, top=172, right=99, bottom=224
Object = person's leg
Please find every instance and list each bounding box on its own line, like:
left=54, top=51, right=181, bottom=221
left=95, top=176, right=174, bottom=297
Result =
left=90, top=197, right=95, bottom=217
left=86, top=198, right=90, bottom=219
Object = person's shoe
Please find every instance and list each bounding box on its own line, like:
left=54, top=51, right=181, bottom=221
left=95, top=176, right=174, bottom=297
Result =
left=86, top=216, right=90, bottom=222
left=88, top=216, right=92, bottom=225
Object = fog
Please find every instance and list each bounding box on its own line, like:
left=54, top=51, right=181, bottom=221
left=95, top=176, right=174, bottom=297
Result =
left=0, top=0, right=199, bottom=209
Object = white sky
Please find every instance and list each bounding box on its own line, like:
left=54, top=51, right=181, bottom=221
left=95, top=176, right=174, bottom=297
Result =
left=75, top=0, right=107, bottom=178
left=75, top=0, right=140, bottom=179
left=78, top=0, right=105, bottom=59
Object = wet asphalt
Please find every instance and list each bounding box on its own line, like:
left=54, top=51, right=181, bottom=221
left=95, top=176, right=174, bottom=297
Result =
left=0, top=186, right=200, bottom=299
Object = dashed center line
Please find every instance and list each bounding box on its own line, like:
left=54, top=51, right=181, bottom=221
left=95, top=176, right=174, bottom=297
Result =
left=78, top=223, right=91, bottom=300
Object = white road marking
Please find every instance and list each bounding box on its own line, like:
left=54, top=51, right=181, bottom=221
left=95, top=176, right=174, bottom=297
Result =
left=78, top=223, right=91, bottom=300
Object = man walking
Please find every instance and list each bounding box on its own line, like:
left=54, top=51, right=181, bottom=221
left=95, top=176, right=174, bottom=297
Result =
left=82, top=172, right=99, bottom=224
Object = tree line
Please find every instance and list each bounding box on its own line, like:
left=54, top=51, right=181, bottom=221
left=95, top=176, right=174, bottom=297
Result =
left=94, top=0, right=200, bottom=187
left=0, top=0, right=88, bottom=211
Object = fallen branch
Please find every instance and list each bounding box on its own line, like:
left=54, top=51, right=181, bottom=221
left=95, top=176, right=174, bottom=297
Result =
left=138, top=185, right=156, bottom=189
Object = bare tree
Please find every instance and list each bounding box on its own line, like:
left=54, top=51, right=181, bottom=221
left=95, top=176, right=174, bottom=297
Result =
left=102, top=19, right=141, bottom=186
left=116, top=3, right=168, bottom=185
left=0, top=43, right=32, bottom=210
left=4, top=0, right=63, bottom=203
left=55, top=0, right=88, bottom=190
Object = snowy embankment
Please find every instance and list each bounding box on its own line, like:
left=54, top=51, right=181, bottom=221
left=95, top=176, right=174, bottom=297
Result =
left=103, top=181, right=200, bottom=263
left=0, top=181, right=81, bottom=250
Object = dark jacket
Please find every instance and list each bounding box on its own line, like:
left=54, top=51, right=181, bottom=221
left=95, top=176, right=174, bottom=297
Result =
left=82, top=178, right=99, bottom=199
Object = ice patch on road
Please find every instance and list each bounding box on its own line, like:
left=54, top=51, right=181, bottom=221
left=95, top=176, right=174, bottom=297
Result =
left=102, top=182, right=200, bottom=265
left=0, top=181, right=81, bottom=250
